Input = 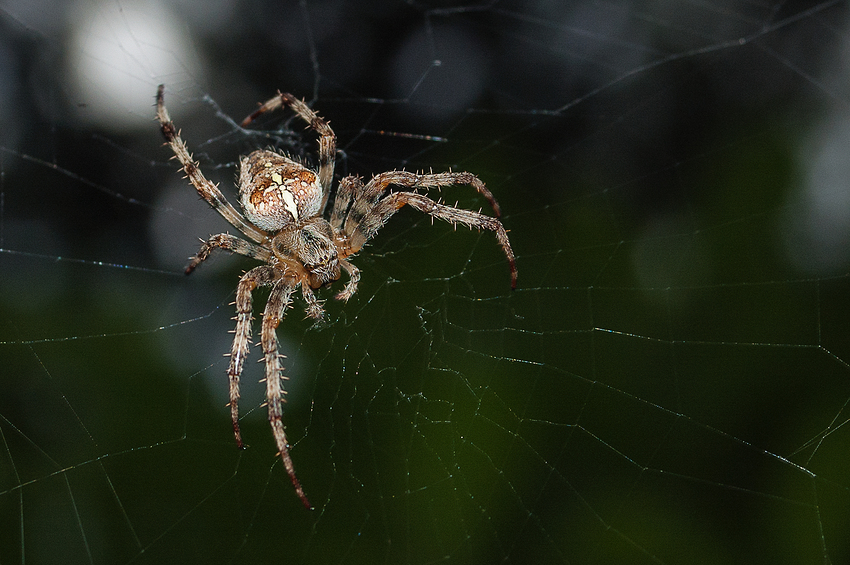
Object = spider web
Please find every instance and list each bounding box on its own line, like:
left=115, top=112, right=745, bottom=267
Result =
left=2, top=0, right=850, bottom=563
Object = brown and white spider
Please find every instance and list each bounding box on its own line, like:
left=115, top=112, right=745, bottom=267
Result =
left=155, top=85, right=517, bottom=509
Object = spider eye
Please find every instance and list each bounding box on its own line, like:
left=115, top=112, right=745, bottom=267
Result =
left=238, top=151, right=323, bottom=231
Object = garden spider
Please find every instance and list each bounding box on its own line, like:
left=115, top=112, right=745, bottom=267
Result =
left=155, top=85, right=517, bottom=509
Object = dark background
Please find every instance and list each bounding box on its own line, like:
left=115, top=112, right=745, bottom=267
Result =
left=2, top=0, right=850, bottom=563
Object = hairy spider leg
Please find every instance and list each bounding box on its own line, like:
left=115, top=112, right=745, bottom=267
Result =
left=261, top=282, right=311, bottom=509
left=155, top=85, right=267, bottom=243
left=185, top=234, right=273, bottom=275
left=228, top=266, right=311, bottom=508
left=228, top=266, right=275, bottom=448
left=348, top=170, right=503, bottom=225
left=336, top=176, right=517, bottom=289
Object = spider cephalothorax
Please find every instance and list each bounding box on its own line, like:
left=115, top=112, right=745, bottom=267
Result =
left=155, top=85, right=517, bottom=509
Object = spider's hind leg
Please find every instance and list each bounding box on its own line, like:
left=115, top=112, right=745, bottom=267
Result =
left=155, top=85, right=267, bottom=243
left=240, top=91, right=337, bottom=209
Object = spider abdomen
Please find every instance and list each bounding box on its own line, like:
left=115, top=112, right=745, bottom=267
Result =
left=238, top=150, right=323, bottom=231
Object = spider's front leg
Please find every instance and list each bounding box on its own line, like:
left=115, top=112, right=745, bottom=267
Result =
left=228, top=266, right=276, bottom=448
left=261, top=281, right=311, bottom=509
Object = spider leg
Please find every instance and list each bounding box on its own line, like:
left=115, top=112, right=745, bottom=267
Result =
left=352, top=192, right=517, bottom=289
left=329, top=175, right=361, bottom=231
left=185, top=233, right=273, bottom=275
left=155, top=85, right=267, bottom=244
left=228, top=266, right=277, bottom=449
left=241, top=91, right=336, bottom=211
left=343, top=171, right=502, bottom=238
left=261, top=281, right=311, bottom=509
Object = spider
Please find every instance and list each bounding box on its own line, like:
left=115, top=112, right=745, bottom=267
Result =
left=155, top=85, right=517, bottom=509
